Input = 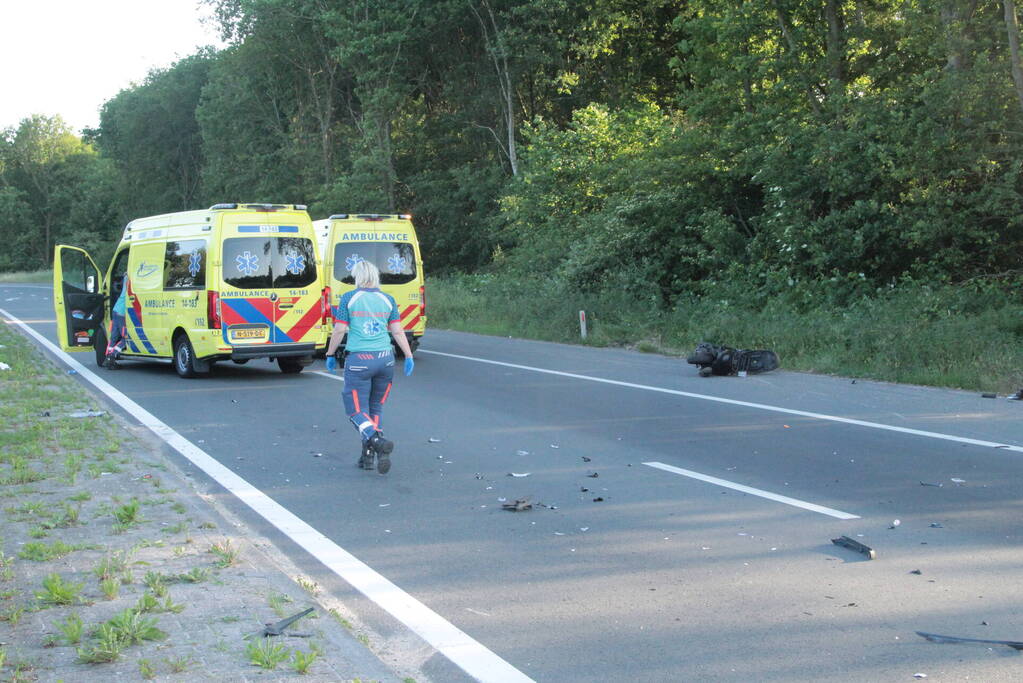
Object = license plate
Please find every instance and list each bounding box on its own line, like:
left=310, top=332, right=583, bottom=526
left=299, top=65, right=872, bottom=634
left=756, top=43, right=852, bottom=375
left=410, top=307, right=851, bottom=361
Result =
left=230, top=328, right=267, bottom=341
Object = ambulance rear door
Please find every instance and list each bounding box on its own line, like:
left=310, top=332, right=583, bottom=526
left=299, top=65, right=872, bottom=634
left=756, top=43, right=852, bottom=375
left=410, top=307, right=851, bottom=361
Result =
left=52, top=245, right=105, bottom=353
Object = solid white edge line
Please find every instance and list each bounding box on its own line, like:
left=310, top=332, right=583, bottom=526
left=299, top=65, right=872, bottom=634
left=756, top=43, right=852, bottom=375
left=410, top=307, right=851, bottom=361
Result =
left=419, top=349, right=1023, bottom=453
left=643, top=462, right=860, bottom=520
left=1, top=309, right=533, bottom=683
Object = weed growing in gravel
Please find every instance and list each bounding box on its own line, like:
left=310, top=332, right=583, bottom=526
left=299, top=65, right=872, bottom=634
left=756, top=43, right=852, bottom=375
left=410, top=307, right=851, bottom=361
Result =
left=94, top=550, right=132, bottom=582
left=57, top=613, right=84, bottom=644
left=268, top=591, right=293, bottom=616
left=171, top=502, right=186, bottom=514
left=209, top=539, right=238, bottom=568
left=18, top=540, right=86, bottom=561
left=63, top=454, right=84, bottom=484
left=107, top=608, right=166, bottom=645
left=296, top=576, right=319, bottom=595
left=292, top=648, right=319, bottom=674
left=77, top=623, right=125, bottom=663
left=246, top=639, right=291, bottom=670
left=100, top=578, right=119, bottom=600
left=112, top=499, right=141, bottom=527
left=166, top=655, right=191, bottom=673
left=139, top=658, right=156, bottom=679
left=35, top=573, right=84, bottom=606
left=143, top=572, right=167, bottom=596
left=179, top=567, right=209, bottom=583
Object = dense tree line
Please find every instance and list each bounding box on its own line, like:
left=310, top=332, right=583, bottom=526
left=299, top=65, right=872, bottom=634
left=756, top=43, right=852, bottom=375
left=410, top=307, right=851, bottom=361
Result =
left=2, top=0, right=1021, bottom=307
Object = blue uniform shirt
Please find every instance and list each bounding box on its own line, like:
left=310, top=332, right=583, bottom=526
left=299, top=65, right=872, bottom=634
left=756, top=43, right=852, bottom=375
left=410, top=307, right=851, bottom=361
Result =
left=112, top=282, right=128, bottom=316
left=335, top=288, right=399, bottom=352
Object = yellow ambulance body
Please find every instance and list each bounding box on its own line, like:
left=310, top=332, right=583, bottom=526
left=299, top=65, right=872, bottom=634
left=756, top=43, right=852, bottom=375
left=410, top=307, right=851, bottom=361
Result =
left=314, top=213, right=425, bottom=355
left=53, top=203, right=328, bottom=377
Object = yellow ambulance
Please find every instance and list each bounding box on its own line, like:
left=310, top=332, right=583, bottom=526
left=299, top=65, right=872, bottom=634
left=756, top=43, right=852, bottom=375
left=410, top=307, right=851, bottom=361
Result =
left=314, top=213, right=425, bottom=355
left=53, top=203, right=328, bottom=377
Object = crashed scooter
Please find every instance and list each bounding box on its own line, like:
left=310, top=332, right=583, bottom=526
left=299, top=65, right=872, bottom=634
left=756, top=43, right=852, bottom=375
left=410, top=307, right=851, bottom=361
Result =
left=686, top=342, right=779, bottom=377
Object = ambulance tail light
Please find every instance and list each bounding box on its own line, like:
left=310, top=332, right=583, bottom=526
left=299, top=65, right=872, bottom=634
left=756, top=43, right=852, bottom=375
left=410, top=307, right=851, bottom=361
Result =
left=419, top=284, right=426, bottom=316
left=208, top=291, right=222, bottom=329
left=321, top=286, right=332, bottom=326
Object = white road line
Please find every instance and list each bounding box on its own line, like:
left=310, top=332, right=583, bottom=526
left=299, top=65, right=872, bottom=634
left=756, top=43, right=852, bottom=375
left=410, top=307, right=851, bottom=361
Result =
left=1, top=309, right=533, bottom=683
left=643, top=461, right=859, bottom=519
left=420, top=350, right=1023, bottom=453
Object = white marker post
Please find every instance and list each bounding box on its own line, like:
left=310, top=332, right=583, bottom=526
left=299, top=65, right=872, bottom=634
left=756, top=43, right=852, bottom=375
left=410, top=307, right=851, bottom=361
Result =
left=579, top=310, right=587, bottom=339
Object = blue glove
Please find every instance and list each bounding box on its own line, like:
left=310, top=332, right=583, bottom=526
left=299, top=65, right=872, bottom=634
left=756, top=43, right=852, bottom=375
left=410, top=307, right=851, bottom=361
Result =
left=325, top=356, right=337, bottom=373
left=404, top=357, right=415, bottom=376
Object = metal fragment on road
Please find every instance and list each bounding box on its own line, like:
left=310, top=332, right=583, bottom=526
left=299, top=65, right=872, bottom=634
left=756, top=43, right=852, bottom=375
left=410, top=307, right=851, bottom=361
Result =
left=915, top=631, right=1023, bottom=650
left=501, top=499, right=533, bottom=512
left=508, top=472, right=531, bottom=478
left=831, top=535, right=877, bottom=560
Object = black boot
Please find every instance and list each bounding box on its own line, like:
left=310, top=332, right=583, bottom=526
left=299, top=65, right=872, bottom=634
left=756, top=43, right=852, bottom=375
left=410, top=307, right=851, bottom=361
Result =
left=367, top=432, right=393, bottom=474
left=357, top=443, right=374, bottom=469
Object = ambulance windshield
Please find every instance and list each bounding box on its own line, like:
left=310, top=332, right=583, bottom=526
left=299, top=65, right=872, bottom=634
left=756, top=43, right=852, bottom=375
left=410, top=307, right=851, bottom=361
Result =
left=222, top=237, right=318, bottom=289
left=334, top=242, right=416, bottom=285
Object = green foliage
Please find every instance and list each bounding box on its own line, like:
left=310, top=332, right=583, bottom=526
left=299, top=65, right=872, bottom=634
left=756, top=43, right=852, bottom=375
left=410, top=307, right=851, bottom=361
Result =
left=246, top=638, right=291, bottom=670
left=35, top=572, right=84, bottom=605
left=291, top=648, right=319, bottom=674
left=57, top=612, right=84, bottom=644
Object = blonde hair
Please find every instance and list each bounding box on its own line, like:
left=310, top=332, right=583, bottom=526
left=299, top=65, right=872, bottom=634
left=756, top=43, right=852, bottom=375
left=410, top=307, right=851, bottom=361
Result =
left=352, top=260, right=380, bottom=288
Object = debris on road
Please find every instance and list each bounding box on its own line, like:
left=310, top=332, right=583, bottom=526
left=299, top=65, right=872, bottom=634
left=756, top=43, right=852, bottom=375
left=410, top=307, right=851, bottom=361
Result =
left=550, top=444, right=560, bottom=449
left=950, top=478, right=966, bottom=485
left=889, top=519, right=901, bottom=529
left=1008, top=389, right=1023, bottom=401
left=581, top=456, right=591, bottom=462
left=68, top=410, right=106, bottom=418
left=0, top=362, right=10, bottom=371
left=831, top=535, right=877, bottom=560
left=516, top=450, right=529, bottom=456
left=909, top=569, right=923, bottom=575
left=508, top=472, right=531, bottom=478
left=929, top=522, right=943, bottom=528
left=915, top=631, right=1023, bottom=650
left=428, top=437, right=441, bottom=443
left=592, top=497, right=604, bottom=502
left=981, top=393, right=997, bottom=398
left=246, top=607, right=315, bottom=639
left=502, top=499, right=533, bottom=512
left=920, top=481, right=942, bottom=487
left=586, top=472, right=599, bottom=478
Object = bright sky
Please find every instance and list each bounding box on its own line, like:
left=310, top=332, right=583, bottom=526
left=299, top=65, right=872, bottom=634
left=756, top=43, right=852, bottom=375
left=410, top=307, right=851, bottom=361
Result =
left=2, top=1, right=226, bottom=134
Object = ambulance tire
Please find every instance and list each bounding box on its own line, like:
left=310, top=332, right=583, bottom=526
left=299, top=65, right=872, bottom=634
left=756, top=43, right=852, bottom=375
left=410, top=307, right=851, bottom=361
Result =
left=278, top=357, right=305, bottom=374
left=173, top=334, right=209, bottom=379
left=93, top=327, right=108, bottom=368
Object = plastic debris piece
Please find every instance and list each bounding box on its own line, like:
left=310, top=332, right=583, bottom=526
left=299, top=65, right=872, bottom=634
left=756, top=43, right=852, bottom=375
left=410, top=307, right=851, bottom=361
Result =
left=550, top=444, right=560, bottom=449
left=580, top=487, right=589, bottom=493
left=913, top=674, right=927, bottom=679
left=428, top=437, right=441, bottom=443
left=68, top=410, right=106, bottom=418
left=910, top=569, right=923, bottom=575
left=580, top=527, right=589, bottom=531
left=378, top=503, right=390, bottom=507
left=592, top=497, right=604, bottom=502
left=981, top=393, right=997, bottom=398
left=929, top=522, right=943, bottom=528
left=554, top=532, right=565, bottom=536
left=831, top=535, right=877, bottom=560
left=916, top=631, right=1023, bottom=650
left=950, top=478, right=966, bottom=485
left=889, top=519, right=901, bottom=529
left=502, top=499, right=532, bottom=512
left=0, top=362, right=10, bottom=371
left=1008, top=389, right=1023, bottom=401
left=581, top=456, right=591, bottom=462
left=920, top=481, right=942, bottom=487
left=508, top=472, right=531, bottom=478
left=516, top=450, right=529, bottom=456
left=67, top=369, right=77, bottom=374
left=497, top=497, right=507, bottom=502
left=586, top=472, right=599, bottom=478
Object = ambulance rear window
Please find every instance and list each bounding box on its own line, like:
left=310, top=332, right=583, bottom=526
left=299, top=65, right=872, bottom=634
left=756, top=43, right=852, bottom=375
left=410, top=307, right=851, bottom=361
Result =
left=222, top=237, right=317, bottom=289
left=334, top=242, right=416, bottom=285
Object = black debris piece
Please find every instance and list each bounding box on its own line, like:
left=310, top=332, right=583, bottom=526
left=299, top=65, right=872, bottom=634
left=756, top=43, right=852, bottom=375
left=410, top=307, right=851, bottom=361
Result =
left=586, top=472, right=599, bottom=478
left=981, top=393, right=997, bottom=399
left=1009, top=389, right=1023, bottom=401
left=920, top=481, right=943, bottom=487
left=580, top=487, right=589, bottom=492
left=831, top=535, right=877, bottom=560
left=592, top=497, right=604, bottom=502
left=247, top=607, right=315, bottom=639
left=582, top=456, right=591, bottom=462
left=929, top=522, right=944, bottom=528
left=502, top=499, right=533, bottom=512
left=916, top=631, right=1023, bottom=650
left=910, top=569, right=923, bottom=575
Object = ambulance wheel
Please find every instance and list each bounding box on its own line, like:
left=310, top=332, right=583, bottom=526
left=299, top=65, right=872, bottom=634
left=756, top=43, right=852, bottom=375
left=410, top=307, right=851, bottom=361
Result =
left=232, top=359, right=249, bottom=365
left=278, top=357, right=304, bottom=374
left=93, top=327, right=108, bottom=367
left=173, top=334, right=209, bottom=378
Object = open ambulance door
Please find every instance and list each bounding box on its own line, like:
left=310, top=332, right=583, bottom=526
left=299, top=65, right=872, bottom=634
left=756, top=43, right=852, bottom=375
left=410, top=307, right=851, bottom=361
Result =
left=52, top=245, right=105, bottom=353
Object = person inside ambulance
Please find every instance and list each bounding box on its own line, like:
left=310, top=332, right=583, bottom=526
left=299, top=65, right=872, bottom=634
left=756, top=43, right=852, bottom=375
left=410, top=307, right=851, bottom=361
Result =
left=104, top=275, right=129, bottom=369
left=325, top=260, right=414, bottom=473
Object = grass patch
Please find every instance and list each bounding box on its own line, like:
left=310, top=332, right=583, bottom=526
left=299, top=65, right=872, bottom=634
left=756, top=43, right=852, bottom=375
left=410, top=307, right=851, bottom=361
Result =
left=429, top=274, right=1023, bottom=392
left=18, top=540, right=87, bottom=562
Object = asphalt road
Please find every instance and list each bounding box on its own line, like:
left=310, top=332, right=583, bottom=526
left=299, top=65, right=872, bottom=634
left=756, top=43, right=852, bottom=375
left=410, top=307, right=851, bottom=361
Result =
left=4, top=281, right=1023, bottom=682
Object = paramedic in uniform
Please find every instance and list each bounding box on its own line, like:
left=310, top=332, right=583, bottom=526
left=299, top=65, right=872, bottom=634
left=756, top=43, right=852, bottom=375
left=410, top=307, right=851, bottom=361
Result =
left=104, top=275, right=129, bottom=369
left=326, top=260, right=414, bottom=473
